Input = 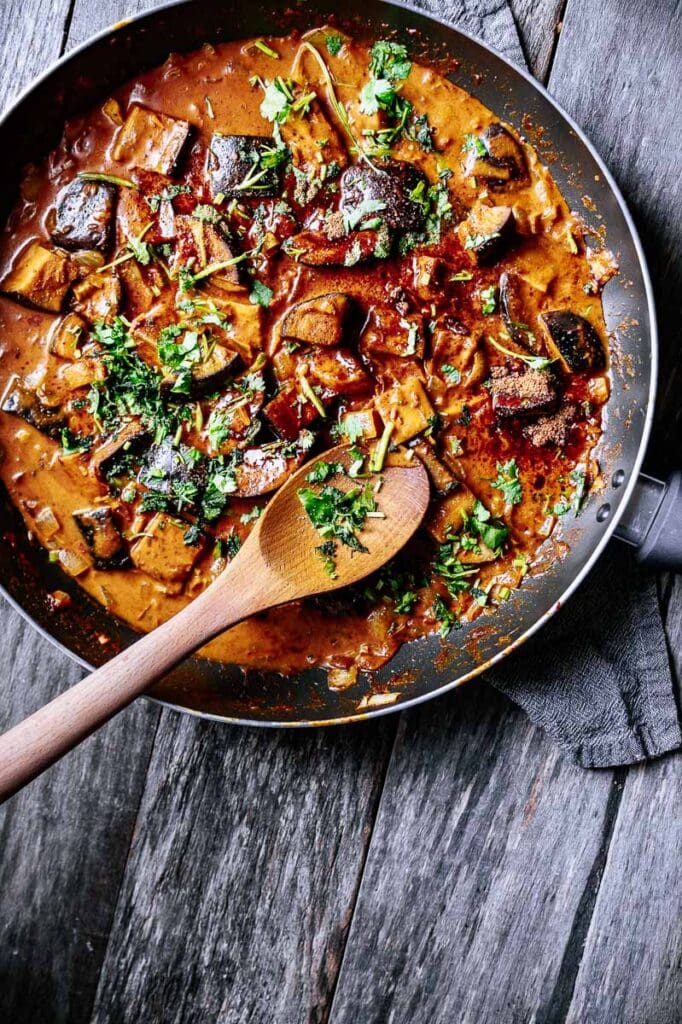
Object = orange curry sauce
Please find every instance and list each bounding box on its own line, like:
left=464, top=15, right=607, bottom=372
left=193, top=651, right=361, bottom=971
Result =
left=0, top=29, right=614, bottom=679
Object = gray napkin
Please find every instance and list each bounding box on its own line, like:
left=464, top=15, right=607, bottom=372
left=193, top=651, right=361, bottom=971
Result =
left=487, top=543, right=682, bottom=767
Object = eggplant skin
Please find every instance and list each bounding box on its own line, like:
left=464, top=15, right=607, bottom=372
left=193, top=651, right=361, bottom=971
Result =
left=464, top=124, right=527, bottom=188
left=73, top=507, right=128, bottom=569
left=137, top=439, right=207, bottom=496
left=207, top=134, right=281, bottom=199
left=0, top=376, right=65, bottom=439
left=51, top=179, right=116, bottom=252
left=540, top=310, right=606, bottom=372
left=340, top=162, right=428, bottom=232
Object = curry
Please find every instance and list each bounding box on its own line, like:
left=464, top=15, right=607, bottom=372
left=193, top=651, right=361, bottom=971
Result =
left=0, top=28, right=614, bottom=682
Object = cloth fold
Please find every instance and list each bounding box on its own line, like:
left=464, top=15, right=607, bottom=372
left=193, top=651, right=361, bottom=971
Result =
left=487, top=542, right=681, bottom=767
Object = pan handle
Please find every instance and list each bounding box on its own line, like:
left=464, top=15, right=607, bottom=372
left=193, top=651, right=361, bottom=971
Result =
left=615, top=471, right=682, bottom=570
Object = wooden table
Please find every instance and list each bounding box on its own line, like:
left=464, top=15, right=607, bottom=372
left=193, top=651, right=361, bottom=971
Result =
left=0, top=1, right=680, bottom=1021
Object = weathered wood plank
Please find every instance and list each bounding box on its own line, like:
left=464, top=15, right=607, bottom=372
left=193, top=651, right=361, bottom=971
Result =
left=67, top=0, right=161, bottom=48
left=327, top=686, right=622, bottom=1024
left=508, top=0, right=565, bottom=80
left=546, top=2, right=682, bottom=1019
left=0, top=6, right=161, bottom=1024
left=88, top=713, right=394, bottom=1024
left=0, top=0, right=72, bottom=113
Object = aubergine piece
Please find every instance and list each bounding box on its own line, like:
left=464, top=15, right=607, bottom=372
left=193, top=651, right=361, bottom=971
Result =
left=130, top=512, right=204, bottom=589
left=1, top=375, right=66, bottom=438
left=234, top=440, right=308, bottom=497
left=264, top=381, right=321, bottom=441
left=112, top=104, right=191, bottom=175
left=138, top=439, right=206, bottom=497
left=1, top=242, right=76, bottom=312
left=460, top=205, right=515, bottom=266
left=162, top=345, right=241, bottom=397
left=207, top=134, right=282, bottom=200
left=410, top=441, right=457, bottom=495
left=540, top=311, right=606, bottom=373
left=489, top=363, right=557, bottom=419
left=89, top=419, right=148, bottom=477
left=464, top=124, right=527, bottom=188
left=340, top=162, right=428, bottom=232
left=499, top=271, right=542, bottom=352
left=284, top=228, right=380, bottom=267
left=281, top=292, right=354, bottom=347
left=73, top=507, right=128, bottom=569
left=51, top=178, right=116, bottom=252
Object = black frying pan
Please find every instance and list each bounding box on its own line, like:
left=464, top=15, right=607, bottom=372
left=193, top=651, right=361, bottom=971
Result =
left=0, top=0, right=679, bottom=726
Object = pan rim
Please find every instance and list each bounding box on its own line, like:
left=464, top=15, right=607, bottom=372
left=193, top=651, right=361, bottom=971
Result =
left=0, top=0, right=658, bottom=728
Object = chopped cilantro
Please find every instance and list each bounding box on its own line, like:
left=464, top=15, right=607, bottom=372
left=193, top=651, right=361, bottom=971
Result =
left=249, top=280, right=274, bottom=307
left=441, top=364, right=461, bottom=384
left=325, top=34, right=343, bottom=56
left=480, top=285, right=497, bottom=315
left=297, top=481, right=378, bottom=554
left=306, top=460, right=344, bottom=483
left=491, top=459, right=523, bottom=506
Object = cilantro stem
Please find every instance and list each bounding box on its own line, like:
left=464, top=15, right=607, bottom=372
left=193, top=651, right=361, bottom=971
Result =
left=77, top=171, right=137, bottom=189
left=369, top=421, right=394, bottom=473
left=291, top=41, right=376, bottom=169
left=190, top=251, right=251, bottom=283
left=486, top=334, right=556, bottom=371
left=298, top=375, right=326, bottom=418
left=254, top=39, right=280, bottom=59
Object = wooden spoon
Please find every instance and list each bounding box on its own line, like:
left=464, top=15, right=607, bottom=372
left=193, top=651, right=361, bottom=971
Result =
left=0, top=445, right=429, bottom=802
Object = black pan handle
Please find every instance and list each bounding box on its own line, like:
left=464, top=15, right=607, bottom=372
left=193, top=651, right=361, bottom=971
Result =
left=615, top=471, right=682, bottom=570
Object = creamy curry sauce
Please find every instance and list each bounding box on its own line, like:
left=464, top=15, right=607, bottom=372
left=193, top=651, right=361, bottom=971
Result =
left=0, top=29, right=615, bottom=680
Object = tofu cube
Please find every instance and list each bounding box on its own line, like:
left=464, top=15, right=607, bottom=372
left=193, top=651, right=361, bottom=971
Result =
left=113, top=104, right=190, bottom=174
left=375, top=379, right=435, bottom=444
left=1, top=242, right=76, bottom=312
left=130, top=513, right=203, bottom=589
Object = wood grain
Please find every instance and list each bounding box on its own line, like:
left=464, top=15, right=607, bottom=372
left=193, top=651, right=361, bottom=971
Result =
left=547, top=2, right=682, bottom=1018
left=88, top=713, right=394, bottom=1024
left=0, top=6, right=161, bottom=1024
left=508, top=0, right=565, bottom=79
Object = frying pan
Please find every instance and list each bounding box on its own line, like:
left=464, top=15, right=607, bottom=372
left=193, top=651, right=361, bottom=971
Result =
left=0, top=0, right=679, bottom=727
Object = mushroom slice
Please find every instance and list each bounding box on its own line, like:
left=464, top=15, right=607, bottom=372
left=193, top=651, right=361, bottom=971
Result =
left=540, top=311, right=606, bottom=373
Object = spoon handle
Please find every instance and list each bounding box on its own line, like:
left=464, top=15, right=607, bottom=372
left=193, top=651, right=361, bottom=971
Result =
left=0, top=547, right=275, bottom=803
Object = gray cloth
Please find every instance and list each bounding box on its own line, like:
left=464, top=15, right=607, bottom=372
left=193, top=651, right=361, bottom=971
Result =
left=487, top=543, right=682, bottom=768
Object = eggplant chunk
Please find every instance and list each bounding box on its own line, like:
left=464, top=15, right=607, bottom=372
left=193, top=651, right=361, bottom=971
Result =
left=40, top=356, right=105, bottom=407
left=71, top=271, right=121, bottom=324
left=489, top=363, right=557, bottom=419
left=1, top=242, right=76, bottom=312
left=173, top=215, right=240, bottom=286
left=540, top=311, right=606, bottom=373
left=360, top=306, right=425, bottom=359
left=73, top=506, right=127, bottom=568
left=138, top=439, right=206, bottom=497
left=89, top=419, right=148, bottom=476
left=130, top=512, right=203, bottom=589
left=375, top=378, right=435, bottom=444
left=0, top=375, right=66, bottom=438
left=459, top=205, right=515, bottom=266
left=410, top=441, right=457, bottom=495
left=340, top=162, right=428, bottom=232
left=464, top=124, right=527, bottom=188
left=161, top=345, right=241, bottom=397
left=305, top=347, right=371, bottom=399
left=51, top=178, right=116, bottom=252
left=207, top=134, right=281, bottom=199
left=234, top=443, right=307, bottom=497
left=112, top=104, right=191, bottom=174
left=264, top=381, right=320, bottom=440
left=284, top=228, right=379, bottom=267
left=426, top=483, right=478, bottom=543
left=281, top=293, right=354, bottom=347
left=499, top=271, right=542, bottom=351
left=49, top=313, right=87, bottom=359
